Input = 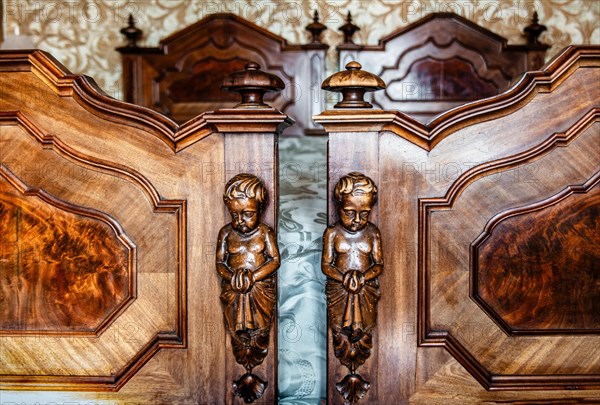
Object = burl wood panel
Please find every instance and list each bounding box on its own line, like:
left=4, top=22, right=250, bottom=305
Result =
left=474, top=182, right=599, bottom=334
left=0, top=112, right=186, bottom=388
left=0, top=169, right=133, bottom=334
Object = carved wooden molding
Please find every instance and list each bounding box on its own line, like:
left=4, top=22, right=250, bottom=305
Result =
left=0, top=111, right=188, bottom=391
left=417, top=109, right=600, bottom=390
left=155, top=13, right=315, bottom=52
left=149, top=49, right=294, bottom=118
left=381, top=49, right=510, bottom=102
left=315, top=46, right=600, bottom=151
left=1, top=48, right=285, bottom=401
left=336, top=12, right=550, bottom=123
left=0, top=50, right=292, bottom=153
left=0, top=111, right=166, bottom=207
left=340, top=12, right=548, bottom=53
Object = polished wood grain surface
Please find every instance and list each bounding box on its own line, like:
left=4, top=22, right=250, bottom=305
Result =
left=393, top=58, right=499, bottom=101
left=0, top=50, right=289, bottom=403
left=169, top=58, right=247, bottom=103
left=316, top=45, right=600, bottom=403
left=0, top=168, right=132, bottom=334
left=474, top=178, right=599, bottom=334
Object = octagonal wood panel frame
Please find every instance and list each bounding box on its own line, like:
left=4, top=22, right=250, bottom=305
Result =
left=470, top=172, right=600, bottom=336
left=0, top=52, right=190, bottom=391
left=418, top=109, right=600, bottom=390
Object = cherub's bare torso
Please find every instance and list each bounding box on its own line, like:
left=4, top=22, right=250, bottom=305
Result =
left=331, top=222, right=378, bottom=272
left=222, top=223, right=270, bottom=272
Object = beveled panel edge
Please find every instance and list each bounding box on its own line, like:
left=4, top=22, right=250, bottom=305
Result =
left=436, top=108, right=598, bottom=207
left=0, top=111, right=188, bottom=391
left=470, top=172, right=600, bottom=336
left=380, top=44, right=511, bottom=102
left=0, top=331, right=183, bottom=391
left=421, top=332, right=600, bottom=391
left=0, top=111, right=166, bottom=206
left=419, top=108, right=597, bottom=338
left=0, top=50, right=292, bottom=153
left=149, top=11, right=328, bottom=53
left=314, top=46, right=600, bottom=151
left=416, top=109, right=600, bottom=390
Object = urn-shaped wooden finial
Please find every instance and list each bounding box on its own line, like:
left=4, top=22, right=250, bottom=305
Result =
left=306, top=10, right=327, bottom=44
left=523, top=11, right=547, bottom=45
left=120, top=14, right=143, bottom=48
left=321, top=61, right=386, bottom=108
left=339, top=11, right=360, bottom=44
left=221, top=62, right=285, bottom=109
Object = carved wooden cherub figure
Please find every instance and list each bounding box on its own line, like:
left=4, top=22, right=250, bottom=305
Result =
left=322, top=172, right=383, bottom=403
left=216, top=173, right=280, bottom=403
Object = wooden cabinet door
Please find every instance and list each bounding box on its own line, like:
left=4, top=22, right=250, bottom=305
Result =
left=316, top=46, right=600, bottom=404
left=0, top=50, right=288, bottom=404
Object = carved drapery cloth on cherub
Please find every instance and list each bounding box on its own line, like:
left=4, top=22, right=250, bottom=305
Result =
left=216, top=173, right=280, bottom=403
left=322, top=172, right=383, bottom=403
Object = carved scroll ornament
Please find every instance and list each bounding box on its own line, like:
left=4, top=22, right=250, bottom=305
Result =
left=322, top=172, right=383, bottom=402
left=216, top=173, right=280, bottom=403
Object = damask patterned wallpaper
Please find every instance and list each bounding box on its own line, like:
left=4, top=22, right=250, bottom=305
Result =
left=2, top=0, right=599, bottom=97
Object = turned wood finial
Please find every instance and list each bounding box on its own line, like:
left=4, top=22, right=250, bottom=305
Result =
left=339, top=11, right=360, bottom=44
left=322, top=61, right=386, bottom=108
left=221, top=62, right=285, bottom=108
left=524, top=11, right=547, bottom=45
left=306, top=10, right=327, bottom=44
left=120, top=14, right=142, bottom=48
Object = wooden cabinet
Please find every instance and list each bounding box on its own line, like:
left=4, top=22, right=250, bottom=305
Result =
left=1, top=43, right=599, bottom=404
left=117, top=13, right=328, bottom=136
left=315, top=45, right=600, bottom=404
left=337, top=12, right=548, bottom=124
left=0, top=50, right=288, bottom=404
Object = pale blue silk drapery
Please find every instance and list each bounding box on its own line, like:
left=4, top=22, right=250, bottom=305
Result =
left=277, top=136, right=327, bottom=404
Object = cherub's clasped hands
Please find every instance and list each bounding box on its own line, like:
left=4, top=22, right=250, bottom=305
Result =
left=231, top=268, right=255, bottom=294
left=343, top=269, right=365, bottom=294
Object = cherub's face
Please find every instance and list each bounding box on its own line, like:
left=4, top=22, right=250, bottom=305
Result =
left=338, top=192, right=373, bottom=232
left=227, top=198, right=260, bottom=233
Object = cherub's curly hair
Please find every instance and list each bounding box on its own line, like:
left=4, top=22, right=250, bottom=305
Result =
left=223, top=173, right=267, bottom=207
left=334, top=172, right=377, bottom=204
